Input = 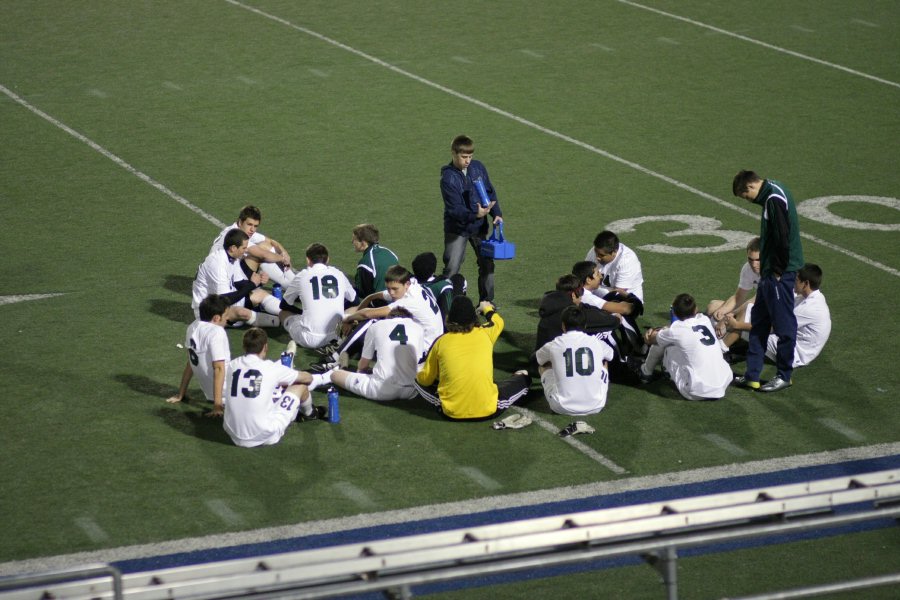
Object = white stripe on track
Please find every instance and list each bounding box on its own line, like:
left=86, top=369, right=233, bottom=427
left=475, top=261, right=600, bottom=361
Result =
left=4, top=441, right=898, bottom=577
left=0, top=84, right=226, bottom=230
left=223, top=1, right=900, bottom=278
left=616, top=0, right=900, bottom=90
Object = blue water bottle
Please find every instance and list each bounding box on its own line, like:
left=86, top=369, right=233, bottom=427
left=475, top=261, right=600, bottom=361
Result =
left=473, top=178, right=490, bottom=207
left=327, top=386, right=340, bottom=423
left=272, top=284, right=283, bottom=300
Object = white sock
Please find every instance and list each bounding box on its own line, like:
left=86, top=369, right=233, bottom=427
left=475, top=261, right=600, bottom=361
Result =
left=260, top=295, right=282, bottom=315
left=298, top=392, right=313, bottom=417
left=261, top=262, right=293, bottom=286
left=254, top=313, right=280, bottom=328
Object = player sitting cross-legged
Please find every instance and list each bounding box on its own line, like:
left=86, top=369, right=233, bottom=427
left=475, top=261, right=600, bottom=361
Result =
left=536, top=305, right=614, bottom=416
left=279, top=242, right=357, bottom=351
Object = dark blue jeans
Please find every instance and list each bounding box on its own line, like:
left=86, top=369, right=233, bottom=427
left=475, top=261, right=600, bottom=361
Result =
left=745, top=272, right=797, bottom=382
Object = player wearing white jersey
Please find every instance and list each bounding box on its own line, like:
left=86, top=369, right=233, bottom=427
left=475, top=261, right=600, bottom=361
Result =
left=209, top=205, right=294, bottom=286
left=344, top=265, right=444, bottom=349
left=639, top=294, right=732, bottom=401
left=191, top=229, right=281, bottom=326
left=168, top=295, right=231, bottom=416
left=536, top=305, right=615, bottom=416
left=584, top=230, right=644, bottom=302
left=224, top=328, right=322, bottom=448
left=280, top=243, right=357, bottom=349
left=317, top=308, right=425, bottom=401
left=708, top=237, right=761, bottom=346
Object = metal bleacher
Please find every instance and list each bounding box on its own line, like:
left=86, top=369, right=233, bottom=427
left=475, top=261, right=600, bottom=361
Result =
left=2, top=469, right=899, bottom=600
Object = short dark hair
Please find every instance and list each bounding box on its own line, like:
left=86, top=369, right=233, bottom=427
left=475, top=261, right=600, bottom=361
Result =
left=555, top=274, right=583, bottom=295
left=798, top=263, right=823, bottom=290
left=198, top=294, right=229, bottom=322
left=560, top=305, right=587, bottom=332
left=223, top=228, right=249, bottom=251
left=732, top=170, right=762, bottom=196
left=592, top=231, right=620, bottom=254
left=352, top=223, right=379, bottom=245
left=387, top=307, right=413, bottom=319
left=305, top=243, right=329, bottom=264
left=242, top=327, right=268, bottom=355
left=451, top=134, right=474, bottom=154
left=671, top=293, right=697, bottom=320
left=747, top=236, right=761, bottom=253
left=238, top=205, right=262, bottom=223
left=384, top=264, right=412, bottom=285
left=411, top=252, right=438, bottom=281
left=571, top=260, right=597, bottom=284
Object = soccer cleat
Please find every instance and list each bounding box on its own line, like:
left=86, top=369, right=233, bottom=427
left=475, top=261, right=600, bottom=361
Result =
left=315, top=341, right=340, bottom=357
left=296, top=405, right=327, bottom=422
left=626, top=356, right=654, bottom=384
left=760, top=376, right=792, bottom=393
left=309, top=360, right=339, bottom=374
left=733, top=375, right=761, bottom=390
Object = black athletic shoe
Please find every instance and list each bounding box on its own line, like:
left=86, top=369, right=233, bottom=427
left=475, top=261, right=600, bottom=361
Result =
left=309, top=360, right=339, bottom=374
left=297, top=405, right=327, bottom=422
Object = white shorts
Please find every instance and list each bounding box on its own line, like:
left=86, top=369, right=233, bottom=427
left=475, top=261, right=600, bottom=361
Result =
left=539, top=370, right=603, bottom=416
left=342, top=372, right=417, bottom=401
left=228, top=392, right=299, bottom=448
left=283, top=314, right=335, bottom=349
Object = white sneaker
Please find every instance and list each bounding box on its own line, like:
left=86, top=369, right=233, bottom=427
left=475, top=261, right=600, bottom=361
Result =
left=281, top=341, right=297, bottom=368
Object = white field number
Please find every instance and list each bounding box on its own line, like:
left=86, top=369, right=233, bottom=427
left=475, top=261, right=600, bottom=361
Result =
left=608, top=196, right=899, bottom=254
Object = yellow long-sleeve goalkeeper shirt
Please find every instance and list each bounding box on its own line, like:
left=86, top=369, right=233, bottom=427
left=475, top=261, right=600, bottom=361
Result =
left=416, top=312, right=504, bottom=419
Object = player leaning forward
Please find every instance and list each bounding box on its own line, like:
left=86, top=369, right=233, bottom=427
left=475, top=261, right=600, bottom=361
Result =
left=638, top=293, right=732, bottom=401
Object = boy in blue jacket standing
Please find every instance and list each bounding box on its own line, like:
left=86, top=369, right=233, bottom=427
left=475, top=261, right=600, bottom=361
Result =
left=440, top=135, right=504, bottom=303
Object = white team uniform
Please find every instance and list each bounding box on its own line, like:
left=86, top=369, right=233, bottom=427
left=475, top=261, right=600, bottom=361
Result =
left=764, top=290, right=831, bottom=367
left=223, top=354, right=301, bottom=448
left=381, top=282, right=444, bottom=350
left=209, top=223, right=294, bottom=286
left=191, top=248, right=239, bottom=318
left=342, top=317, right=425, bottom=401
left=585, top=242, right=644, bottom=302
left=644, top=314, right=732, bottom=400
left=282, top=263, right=356, bottom=348
left=184, top=319, right=231, bottom=402
left=536, top=331, right=614, bottom=415
left=737, top=261, right=760, bottom=293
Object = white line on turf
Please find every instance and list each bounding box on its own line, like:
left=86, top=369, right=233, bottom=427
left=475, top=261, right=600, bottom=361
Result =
left=5, top=441, right=898, bottom=576
left=0, top=293, right=66, bottom=306
left=851, top=19, right=879, bottom=28
left=0, top=84, right=226, bottom=230
left=458, top=466, right=503, bottom=491
left=519, top=49, right=545, bottom=59
left=818, top=418, right=867, bottom=443
left=162, top=81, right=183, bottom=91
left=513, top=407, right=628, bottom=475
left=656, top=37, right=680, bottom=45
left=615, top=0, right=900, bottom=90
left=703, top=433, right=749, bottom=457
left=790, top=25, right=815, bottom=34
left=205, top=499, right=246, bottom=526
left=308, top=68, right=329, bottom=78
left=333, top=481, right=378, bottom=509
left=73, top=517, right=110, bottom=543
left=222, top=1, right=900, bottom=279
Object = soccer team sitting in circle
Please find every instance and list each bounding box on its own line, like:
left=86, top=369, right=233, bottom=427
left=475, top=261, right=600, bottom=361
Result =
left=172, top=137, right=832, bottom=447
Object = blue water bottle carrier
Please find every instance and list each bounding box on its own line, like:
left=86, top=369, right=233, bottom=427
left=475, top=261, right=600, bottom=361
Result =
left=480, top=222, right=516, bottom=260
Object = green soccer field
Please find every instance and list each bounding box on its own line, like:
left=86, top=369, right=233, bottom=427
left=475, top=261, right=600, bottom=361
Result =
left=1, top=0, right=898, bottom=596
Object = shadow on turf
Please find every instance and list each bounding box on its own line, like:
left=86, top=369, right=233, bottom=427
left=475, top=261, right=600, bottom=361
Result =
left=149, top=299, right=193, bottom=324
left=164, top=274, right=194, bottom=296
left=114, top=373, right=233, bottom=443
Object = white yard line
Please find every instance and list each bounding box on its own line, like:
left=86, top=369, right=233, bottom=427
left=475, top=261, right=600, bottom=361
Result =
left=0, top=84, right=226, bottom=230
left=616, top=0, right=900, bottom=90
left=4, top=441, right=898, bottom=576
left=222, top=1, right=900, bottom=278
left=513, top=407, right=628, bottom=475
